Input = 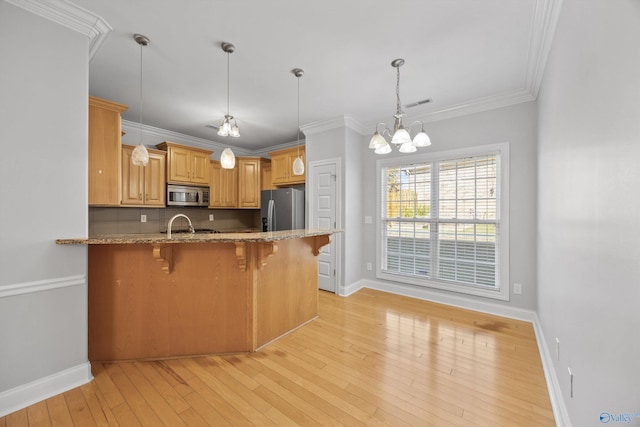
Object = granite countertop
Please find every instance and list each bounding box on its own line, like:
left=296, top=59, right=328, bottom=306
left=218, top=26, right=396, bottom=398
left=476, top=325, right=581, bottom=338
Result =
left=56, top=229, right=339, bottom=245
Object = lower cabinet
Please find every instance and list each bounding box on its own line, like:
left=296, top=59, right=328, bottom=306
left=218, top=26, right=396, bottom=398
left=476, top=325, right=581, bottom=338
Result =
left=121, top=145, right=166, bottom=206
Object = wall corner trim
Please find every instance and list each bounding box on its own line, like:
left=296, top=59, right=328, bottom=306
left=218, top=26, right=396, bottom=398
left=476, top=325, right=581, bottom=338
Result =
left=0, top=362, right=92, bottom=418
left=5, top=0, right=112, bottom=60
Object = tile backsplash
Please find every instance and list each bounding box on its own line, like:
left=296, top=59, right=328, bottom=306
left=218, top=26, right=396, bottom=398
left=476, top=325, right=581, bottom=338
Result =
left=89, top=207, right=260, bottom=236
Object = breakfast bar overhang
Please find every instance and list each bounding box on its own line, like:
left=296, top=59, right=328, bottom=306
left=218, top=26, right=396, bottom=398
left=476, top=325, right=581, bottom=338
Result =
left=57, top=229, right=335, bottom=361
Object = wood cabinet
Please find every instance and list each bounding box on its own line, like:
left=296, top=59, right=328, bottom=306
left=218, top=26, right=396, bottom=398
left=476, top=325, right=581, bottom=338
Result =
left=89, top=96, right=127, bottom=206
left=238, top=157, right=261, bottom=208
left=209, top=160, right=238, bottom=208
left=121, top=145, right=166, bottom=207
left=269, top=145, right=306, bottom=186
left=261, top=158, right=276, bottom=190
left=156, top=141, right=212, bottom=185
left=210, top=157, right=261, bottom=208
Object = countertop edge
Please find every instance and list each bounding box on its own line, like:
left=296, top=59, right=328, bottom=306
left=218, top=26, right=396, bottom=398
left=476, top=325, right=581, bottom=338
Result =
left=56, top=229, right=341, bottom=245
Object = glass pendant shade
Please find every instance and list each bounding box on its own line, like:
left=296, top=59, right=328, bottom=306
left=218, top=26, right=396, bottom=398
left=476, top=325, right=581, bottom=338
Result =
left=230, top=124, right=240, bottom=138
left=391, top=127, right=411, bottom=145
left=399, top=142, right=417, bottom=153
left=220, top=147, right=236, bottom=169
left=292, top=156, right=305, bottom=176
left=374, top=141, right=392, bottom=154
left=369, top=132, right=386, bottom=149
left=412, top=131, right=431, bottom=147
left=217, top=118, right=231, bottom=136
left=131, top=143, right=149, bottom=166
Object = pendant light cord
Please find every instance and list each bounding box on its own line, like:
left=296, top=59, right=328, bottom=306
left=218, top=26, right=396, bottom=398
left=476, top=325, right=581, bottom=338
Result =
left=226, top=51, right=230, bottom=116
left=395, top=64, right=402, bottom=116
left=139, top=41, right=143, bottom=145
left=297, top=75, right=300, bottom=156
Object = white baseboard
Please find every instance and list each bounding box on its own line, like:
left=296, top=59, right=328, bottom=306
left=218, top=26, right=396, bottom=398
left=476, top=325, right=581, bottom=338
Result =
left=0, top=363, right=92, bottom=417
left=359, top=278, right=536, bottom=322
left=532, top=313, right=572, bottom=427
left=340, top=278, right=570, bottom=426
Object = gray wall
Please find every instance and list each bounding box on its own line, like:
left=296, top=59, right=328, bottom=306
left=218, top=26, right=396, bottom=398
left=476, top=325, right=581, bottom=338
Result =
left=0, top=2, right=89, bottom=393
left=305, top=124, right=364, bottom=292
left=361, top=101, right=538, bottom=310
left=537, top=0, right=640, bottom=425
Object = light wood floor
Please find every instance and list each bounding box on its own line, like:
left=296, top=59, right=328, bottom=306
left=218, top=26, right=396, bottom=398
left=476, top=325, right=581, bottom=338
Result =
left=1, top=288, right=555, bottom=426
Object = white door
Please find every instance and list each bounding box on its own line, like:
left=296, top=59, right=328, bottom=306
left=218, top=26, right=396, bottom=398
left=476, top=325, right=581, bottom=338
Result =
left=309, top=159, right=339, bottom=293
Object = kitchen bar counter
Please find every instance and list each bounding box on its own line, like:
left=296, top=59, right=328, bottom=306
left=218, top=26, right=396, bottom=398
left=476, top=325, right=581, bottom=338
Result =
left=57, top=229, right=336, bottom=361
left=56, top=228, right=337, bottom=245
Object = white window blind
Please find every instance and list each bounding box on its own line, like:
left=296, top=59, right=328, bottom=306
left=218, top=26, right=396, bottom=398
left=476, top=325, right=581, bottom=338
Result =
left=378, top=146, right=507, bottom=298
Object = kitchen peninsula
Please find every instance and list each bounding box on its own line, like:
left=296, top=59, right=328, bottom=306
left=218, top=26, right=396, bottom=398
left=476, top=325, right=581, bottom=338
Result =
left=57, top=229, right=335, bottom=361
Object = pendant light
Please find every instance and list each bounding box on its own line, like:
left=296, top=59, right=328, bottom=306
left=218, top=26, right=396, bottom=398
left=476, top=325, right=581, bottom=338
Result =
left=131, top=34, right=150, bottom=166
left=217, top=42, right=238, bottom=169
left=292, top=68, right=305, bottom=176
left=368, top=58, right=431, bottom=154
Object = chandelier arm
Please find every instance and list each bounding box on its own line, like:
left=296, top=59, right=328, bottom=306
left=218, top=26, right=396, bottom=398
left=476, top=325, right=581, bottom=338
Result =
left=408, top=120, right=424, bottom=133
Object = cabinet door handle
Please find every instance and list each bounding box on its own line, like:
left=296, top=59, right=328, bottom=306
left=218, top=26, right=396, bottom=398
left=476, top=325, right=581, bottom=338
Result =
left=139, top=193, right=142, bottom=200
left=145, top=194, right=149, bottom=200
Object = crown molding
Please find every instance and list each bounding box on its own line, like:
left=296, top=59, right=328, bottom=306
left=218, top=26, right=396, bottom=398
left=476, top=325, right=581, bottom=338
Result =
left=123, top=119, right=308, bottom=158
left=5, top=0, right=112, bottom=60
left=301, top=115, right=367, bottom=136
left=359, top=0, right=561, bottom=134
left=525, top=0, right=564, bottom=97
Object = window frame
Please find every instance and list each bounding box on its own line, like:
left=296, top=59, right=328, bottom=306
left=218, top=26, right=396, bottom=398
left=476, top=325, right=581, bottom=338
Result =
left=376, top=142, right=510, bottom=301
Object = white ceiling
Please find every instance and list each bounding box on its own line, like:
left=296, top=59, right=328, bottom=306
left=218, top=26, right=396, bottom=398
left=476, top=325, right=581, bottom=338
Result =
left=73, top=0, right=559, bottom=151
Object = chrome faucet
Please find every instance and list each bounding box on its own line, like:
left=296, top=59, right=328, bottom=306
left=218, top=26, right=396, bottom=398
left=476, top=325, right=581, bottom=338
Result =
left=167, top=213, right=194, bottom=239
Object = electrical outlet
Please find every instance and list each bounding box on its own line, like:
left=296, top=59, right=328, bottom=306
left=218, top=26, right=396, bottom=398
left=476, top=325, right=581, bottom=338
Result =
left=555, top=337, right=560, bottom=361
left=366, top=262, right=372, bottom=271
left=140, top=214, right=147, bottom=223
left=209, top=214, right=214, bottom=221
left=514, top=283, right=522, bottom=295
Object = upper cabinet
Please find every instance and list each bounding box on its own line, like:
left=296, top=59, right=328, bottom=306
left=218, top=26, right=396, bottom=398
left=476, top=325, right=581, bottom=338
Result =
left=156, top=141, right=212, bottom=186
left=88, top=96, right=127, bottom=206
left=209, top=160, right=238, bottom=208
left=210, top=157, right=261, bottom=209
left=237, top=157, right=261, bottom=208
left=269, top=146, right=306, bottom=186
left=121, top=145, right=166, bottom=207
left=261, top=158, right=276, bottom=191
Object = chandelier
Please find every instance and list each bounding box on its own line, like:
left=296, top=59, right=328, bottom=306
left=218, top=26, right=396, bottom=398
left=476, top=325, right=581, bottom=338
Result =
left=369, top=58, right=431, bottom=154
left=217, top=42, right=238, bottom=169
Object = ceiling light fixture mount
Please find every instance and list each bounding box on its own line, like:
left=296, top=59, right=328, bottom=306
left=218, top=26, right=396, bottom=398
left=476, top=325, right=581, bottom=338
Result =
left=369, top=58, right=431, bottom=154
left=131, top=33, right=151, bottom=166
left=292, top=67, right=305, bottom=176
left=217, top=42, right=238, bottom=169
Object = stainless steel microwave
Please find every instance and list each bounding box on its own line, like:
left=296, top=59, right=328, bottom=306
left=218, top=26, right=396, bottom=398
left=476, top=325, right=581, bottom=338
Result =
left=167, top=184, right=209, bottom=207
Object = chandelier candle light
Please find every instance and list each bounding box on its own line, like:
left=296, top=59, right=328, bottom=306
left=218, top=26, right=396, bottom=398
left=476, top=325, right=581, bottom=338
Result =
left=292, top=68, right=305, bottom=176
left=131, top=34, right=151, bottom=166
left=218, top=42, right=239, bottom=169
left=369, top=58, right=431, bottom=154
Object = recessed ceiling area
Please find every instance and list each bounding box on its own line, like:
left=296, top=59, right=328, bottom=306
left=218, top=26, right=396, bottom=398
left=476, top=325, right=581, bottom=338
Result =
left=73, top=0, right=557, bottom=151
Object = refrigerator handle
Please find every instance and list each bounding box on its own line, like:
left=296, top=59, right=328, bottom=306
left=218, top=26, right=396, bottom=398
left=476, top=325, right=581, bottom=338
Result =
left=268, top=199, right=275, bottom=231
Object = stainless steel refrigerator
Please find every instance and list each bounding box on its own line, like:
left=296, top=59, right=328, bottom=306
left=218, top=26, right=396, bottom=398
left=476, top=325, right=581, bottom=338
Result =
left=260, top=188, right=305, bottom=231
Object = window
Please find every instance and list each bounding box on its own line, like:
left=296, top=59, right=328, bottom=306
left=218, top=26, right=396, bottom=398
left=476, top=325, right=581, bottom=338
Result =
left=377, top=143, right=509, bottom=300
